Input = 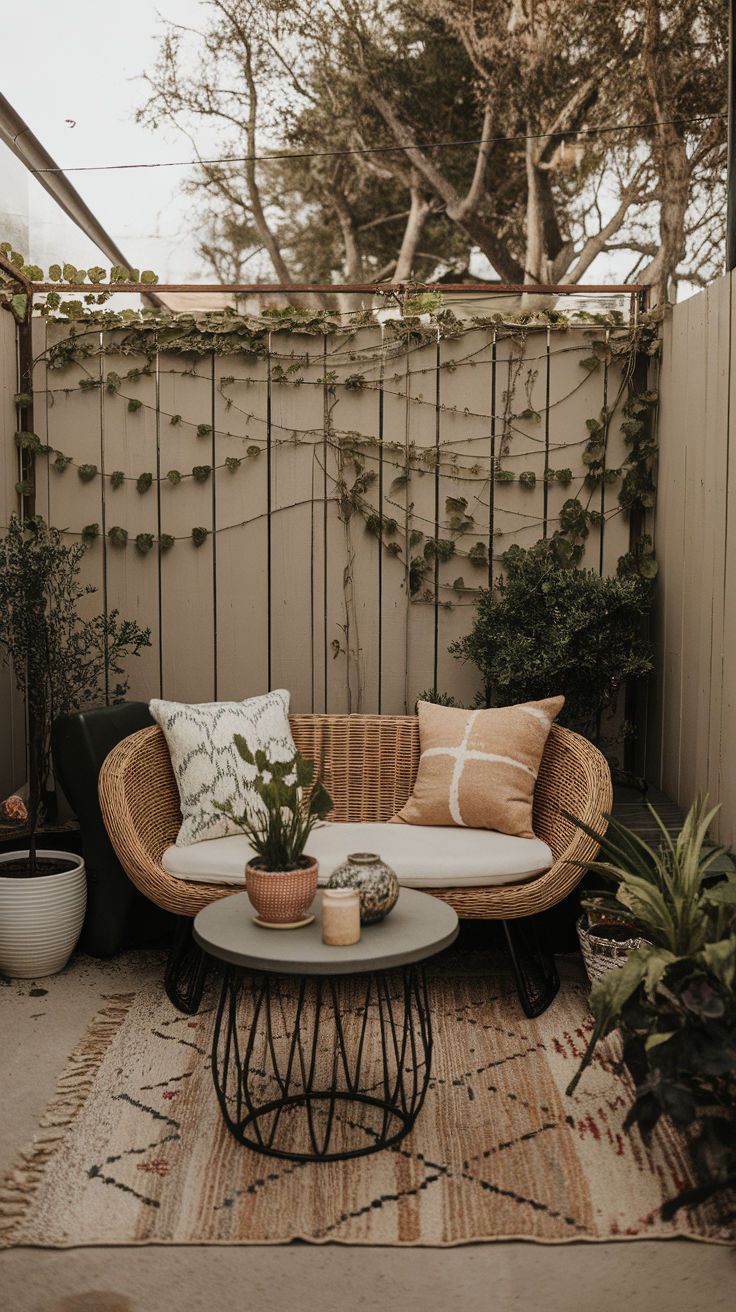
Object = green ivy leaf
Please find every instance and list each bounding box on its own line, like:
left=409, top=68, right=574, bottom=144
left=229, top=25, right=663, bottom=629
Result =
left=192, top=465, right=211, bottom=482
left=136, top=472, right=153, bottom=494
left=108, top=525, right=128, bottom=548
left=159, top=533, right=175, bottom=552
left=135, top=532, right=155, bottom=554
left=196, top=423, right=212, bottom=438
left=127, top=398, right=143, bottom=413
left=191, top=526, right=209, bottom=547
left=167, top=469, right=182, bottom=485
left=225, top=456, right=241, bottom=472
left=110, top=470, right=125, bottom=489
left=81, top=523, right=100, bottom=543
left=78, top=463, right=98, bottom=482
left=246, top=445, right=260, bottom=457
left=9, top=294, right=28, bottom=323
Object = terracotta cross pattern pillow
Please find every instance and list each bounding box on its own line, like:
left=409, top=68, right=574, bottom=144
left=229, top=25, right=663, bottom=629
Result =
left=391, top=697, right=565, bottom=839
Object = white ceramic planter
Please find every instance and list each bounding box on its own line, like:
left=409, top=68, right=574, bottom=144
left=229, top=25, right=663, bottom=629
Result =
left=0, top=850, right=87, bottom=978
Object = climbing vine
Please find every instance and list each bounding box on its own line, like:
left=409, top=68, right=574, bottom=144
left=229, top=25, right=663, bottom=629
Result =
left=1, top=249, right=660, bottom=710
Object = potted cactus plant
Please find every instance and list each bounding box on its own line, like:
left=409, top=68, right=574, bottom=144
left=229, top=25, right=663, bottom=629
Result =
left=0, top=515, right=149, bottom=976
left=217, top=734, right=333, bottom=926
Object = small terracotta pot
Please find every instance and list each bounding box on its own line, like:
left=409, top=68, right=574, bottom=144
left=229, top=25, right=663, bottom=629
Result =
left=245, top=857, right=318, bottom=925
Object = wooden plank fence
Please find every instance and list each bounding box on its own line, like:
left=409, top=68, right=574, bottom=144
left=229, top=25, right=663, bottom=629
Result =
left=1, top=308, right=635, bottom=797
left=645, top=271, right=736, bottom=846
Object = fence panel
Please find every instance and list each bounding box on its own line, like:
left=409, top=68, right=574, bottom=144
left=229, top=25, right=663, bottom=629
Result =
left=0, top=307, right=641, bottom=782
left=646, top=271, right=736, bottom=844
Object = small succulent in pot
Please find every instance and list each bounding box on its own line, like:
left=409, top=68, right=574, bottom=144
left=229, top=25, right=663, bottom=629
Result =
left=218, top=735, right=333, bottom=924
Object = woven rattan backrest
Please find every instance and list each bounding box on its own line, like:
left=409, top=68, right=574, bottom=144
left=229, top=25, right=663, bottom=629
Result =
left=289, top=714, right=420, bottom=822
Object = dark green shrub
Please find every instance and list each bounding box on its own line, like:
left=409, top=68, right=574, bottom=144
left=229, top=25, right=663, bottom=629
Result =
left=449, top=541, right=654, bottom=734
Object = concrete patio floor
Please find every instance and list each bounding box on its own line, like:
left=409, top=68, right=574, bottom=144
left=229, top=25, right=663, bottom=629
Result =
left=1, top=950, right=734, bottom=1312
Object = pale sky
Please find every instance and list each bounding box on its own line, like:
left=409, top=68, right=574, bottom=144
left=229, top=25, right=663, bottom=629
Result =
left=2, top=0, right=215, bottom=281
left=0, top=1, right=674, bottom=293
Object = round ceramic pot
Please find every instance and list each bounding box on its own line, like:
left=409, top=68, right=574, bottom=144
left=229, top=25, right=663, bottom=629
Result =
left=246, top=857, right=318, bottom=925
left=327, top=852, right=399, bottom=924
left=0, top=850, right=87, bottom=978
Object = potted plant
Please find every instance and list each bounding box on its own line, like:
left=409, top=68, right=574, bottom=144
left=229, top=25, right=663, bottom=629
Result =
left=566, top=795, right=736, bottom=1218
left=217, top=734, right=333, bottom=926
left=0, top=515, right=150, bottom=976
left=449, top=540, right=654, bottom=740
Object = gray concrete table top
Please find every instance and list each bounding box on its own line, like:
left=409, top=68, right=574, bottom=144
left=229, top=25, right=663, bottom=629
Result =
left=193, top=888, right=459, bottom=976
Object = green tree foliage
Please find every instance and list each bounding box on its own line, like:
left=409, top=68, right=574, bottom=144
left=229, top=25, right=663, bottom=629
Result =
left=137, top=0, right=726, bottom=301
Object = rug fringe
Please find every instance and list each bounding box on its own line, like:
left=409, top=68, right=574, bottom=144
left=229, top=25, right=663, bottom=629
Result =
left=0, top=992, right=136, bottom=1240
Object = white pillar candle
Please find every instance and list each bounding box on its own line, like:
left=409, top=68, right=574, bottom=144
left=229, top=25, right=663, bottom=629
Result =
left=321, top=887, right=361, bottom=946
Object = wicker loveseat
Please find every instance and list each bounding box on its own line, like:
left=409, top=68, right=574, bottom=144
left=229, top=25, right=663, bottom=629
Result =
left=99, top=713, right=611, bottom=1017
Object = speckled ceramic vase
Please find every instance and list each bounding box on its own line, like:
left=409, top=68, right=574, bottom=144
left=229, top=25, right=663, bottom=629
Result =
left=327, top=852, right=399, bottom=924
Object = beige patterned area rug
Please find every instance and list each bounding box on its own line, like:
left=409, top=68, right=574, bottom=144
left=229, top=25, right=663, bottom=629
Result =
left=1, top=958, right=732, bottom=1248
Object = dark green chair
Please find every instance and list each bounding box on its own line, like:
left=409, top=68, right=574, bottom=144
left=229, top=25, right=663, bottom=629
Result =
left=52, top=702, right=174, bottom=957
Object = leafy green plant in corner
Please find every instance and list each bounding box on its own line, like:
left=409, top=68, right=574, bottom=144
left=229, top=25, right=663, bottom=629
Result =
left=416, top=689, right=462, bottom=709
left=217, top=737, right=333, bottom=872
left=566, top=795, right=736, bottom=1219
left=0, top=516, right=150, bottom=872
left=449, top=540, right=653, bottom=736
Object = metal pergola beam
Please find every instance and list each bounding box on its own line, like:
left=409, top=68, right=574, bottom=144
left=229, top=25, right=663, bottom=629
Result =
left=29, top=281, right=646, bottom=296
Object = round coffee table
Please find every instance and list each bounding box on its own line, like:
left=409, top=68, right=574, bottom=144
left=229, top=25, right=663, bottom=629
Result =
left=193, top=888, right=458, bottom=1162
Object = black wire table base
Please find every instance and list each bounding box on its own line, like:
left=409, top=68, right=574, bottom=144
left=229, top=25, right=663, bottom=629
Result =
left=211, top=963, right=433, bottom=1162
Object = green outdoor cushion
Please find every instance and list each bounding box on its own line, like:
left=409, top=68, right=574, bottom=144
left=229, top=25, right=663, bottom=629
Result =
left=52, top=702, right=174, bottom=957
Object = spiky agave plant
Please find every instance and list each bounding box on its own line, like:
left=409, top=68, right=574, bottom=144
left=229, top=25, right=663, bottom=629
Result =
left=217, top=734, right=333, bottom=872
left=567, top=794, right=736, bottom=1094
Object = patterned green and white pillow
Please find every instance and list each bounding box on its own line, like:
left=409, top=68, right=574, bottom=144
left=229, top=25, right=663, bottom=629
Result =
left=150, top=689, right=296, bottom=846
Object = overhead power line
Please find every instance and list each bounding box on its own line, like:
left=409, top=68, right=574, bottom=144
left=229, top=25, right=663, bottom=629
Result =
left=15, top=113, right=727, bottom=175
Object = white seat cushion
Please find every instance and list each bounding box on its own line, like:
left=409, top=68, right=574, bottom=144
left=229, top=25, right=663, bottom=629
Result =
left=162, top=822, right=553, bottom=889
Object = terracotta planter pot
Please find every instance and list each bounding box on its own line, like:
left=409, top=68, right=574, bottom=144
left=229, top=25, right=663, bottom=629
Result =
left=245, top=857, right=318, bottom=925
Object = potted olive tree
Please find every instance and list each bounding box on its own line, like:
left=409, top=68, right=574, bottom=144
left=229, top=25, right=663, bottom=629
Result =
left=0, top=515, right=149, bottom=976
left=218, top=735, right=333, bottom=926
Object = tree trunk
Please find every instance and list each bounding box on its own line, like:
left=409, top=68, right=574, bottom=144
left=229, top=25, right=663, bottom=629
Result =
left=394, top=187, right=432, bottom=281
